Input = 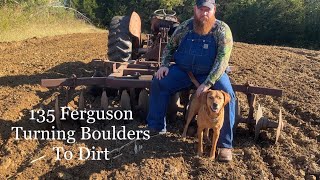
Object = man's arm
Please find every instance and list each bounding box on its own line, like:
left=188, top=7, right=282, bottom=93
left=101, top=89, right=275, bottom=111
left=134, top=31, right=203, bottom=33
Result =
left=160, top=19, right=192, bottom=67
left=203, top=22, right=233, bottom=87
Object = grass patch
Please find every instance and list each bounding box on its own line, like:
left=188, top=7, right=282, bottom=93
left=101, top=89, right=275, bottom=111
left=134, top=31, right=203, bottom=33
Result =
left=0, top=2, right=105, bottom=42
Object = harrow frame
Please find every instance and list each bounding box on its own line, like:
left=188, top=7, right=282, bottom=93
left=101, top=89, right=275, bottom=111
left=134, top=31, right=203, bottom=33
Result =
left=41, top=58, right=284, bottom=143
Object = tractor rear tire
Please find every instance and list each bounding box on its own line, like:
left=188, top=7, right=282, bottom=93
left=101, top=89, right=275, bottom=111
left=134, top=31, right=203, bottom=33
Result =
left=107, top=16, right=132, bottom=62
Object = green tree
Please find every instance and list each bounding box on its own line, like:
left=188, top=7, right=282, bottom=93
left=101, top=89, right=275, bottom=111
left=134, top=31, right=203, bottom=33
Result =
left=304, top=0, right=320, bottom=47
left=222, top=0, right=305, bottom=45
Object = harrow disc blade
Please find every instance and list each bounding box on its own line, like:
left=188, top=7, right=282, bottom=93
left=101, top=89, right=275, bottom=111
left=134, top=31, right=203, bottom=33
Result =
left=120, top=90, right=131, bottom=110
left=55, top=96, right=61, bottom=130
left=275, top=109, right=284, bottom=143
left=79, top=91, right=85, bottom=110
left=254, top=104, right=264, bottom=141
left=255, top=104, right=263, bottom=124
left=138, top=89, right=149, bottom=120
left=101, top=90, right=109, bottom=111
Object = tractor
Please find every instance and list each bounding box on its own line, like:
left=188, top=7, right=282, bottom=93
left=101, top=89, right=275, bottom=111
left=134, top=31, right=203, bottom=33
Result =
left=41, top=10, right=284, bottom=143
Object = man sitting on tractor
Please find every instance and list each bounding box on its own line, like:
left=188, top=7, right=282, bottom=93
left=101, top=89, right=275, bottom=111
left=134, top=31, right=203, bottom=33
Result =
left=146, top=0, right=235, bottom=162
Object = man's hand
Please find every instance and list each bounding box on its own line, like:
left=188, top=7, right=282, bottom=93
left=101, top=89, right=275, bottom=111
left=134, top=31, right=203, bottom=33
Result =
left=155, top=67, right=169, bottom=80
left=196, top=84, right=210, bottom=97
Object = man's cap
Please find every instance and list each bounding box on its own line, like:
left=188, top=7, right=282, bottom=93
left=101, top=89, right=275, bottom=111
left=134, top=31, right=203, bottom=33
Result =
left=196, top=0, right=215, bottom=10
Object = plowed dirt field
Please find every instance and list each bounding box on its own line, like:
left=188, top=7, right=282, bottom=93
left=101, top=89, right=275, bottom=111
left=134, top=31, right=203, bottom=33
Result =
left=0, top=32, right=319, bottom=179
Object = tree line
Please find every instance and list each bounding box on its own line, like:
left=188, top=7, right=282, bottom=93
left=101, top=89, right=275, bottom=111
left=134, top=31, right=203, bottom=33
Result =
left=2, top=0, right=319, bottom=49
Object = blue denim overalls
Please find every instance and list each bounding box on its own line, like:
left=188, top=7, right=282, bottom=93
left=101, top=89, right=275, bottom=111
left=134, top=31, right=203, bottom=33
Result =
left=147, top=23, right=235, bottom=148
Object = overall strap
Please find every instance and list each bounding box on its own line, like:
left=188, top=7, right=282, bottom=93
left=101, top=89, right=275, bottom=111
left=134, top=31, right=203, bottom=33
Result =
left=185, top=19, right=217, bottom=88
left=187, top=72, right=200, bottom=88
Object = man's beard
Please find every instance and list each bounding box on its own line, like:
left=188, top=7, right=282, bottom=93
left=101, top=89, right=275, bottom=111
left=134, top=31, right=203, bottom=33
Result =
left=193, top=15, right=216, bottom=35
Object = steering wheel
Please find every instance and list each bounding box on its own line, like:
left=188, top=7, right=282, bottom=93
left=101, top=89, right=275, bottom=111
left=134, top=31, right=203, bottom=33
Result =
left=153, top=9, right=176, bottom=17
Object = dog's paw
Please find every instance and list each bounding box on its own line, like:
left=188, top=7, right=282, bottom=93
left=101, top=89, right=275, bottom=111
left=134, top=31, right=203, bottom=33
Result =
left=181, top=134, right=187, bottom=141
left=208, top=156, right=216, bottom=161
left=197, top=152, right=203, bottom=157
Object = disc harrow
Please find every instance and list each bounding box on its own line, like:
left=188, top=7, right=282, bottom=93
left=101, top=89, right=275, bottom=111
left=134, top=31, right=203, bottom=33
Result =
left=233, top=83, right=284, bottom=143
left=41, top=59, right=284, bottom=143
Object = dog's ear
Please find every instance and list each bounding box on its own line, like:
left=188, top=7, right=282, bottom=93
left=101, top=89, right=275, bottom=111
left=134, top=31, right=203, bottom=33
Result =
left=221, top=90, right=231, bottom=106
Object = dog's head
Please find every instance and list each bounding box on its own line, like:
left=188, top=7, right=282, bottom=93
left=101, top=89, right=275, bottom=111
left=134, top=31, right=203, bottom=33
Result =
left=202, top=90, right=231, bottom=115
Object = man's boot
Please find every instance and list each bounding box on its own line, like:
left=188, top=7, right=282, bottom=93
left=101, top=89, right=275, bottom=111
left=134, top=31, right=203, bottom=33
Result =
left=218, top=148, right=232, bottom=162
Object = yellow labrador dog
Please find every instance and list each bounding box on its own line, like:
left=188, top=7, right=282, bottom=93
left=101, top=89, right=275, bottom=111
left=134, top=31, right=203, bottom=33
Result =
left=182, top=90, right=230, bottom=160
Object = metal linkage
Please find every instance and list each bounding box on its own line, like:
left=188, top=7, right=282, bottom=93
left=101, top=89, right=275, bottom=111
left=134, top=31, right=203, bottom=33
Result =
left=233, top=83, right=284, bottom=144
